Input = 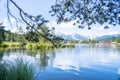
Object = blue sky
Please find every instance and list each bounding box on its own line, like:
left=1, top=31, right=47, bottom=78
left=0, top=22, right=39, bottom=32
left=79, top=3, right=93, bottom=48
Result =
left=0, top=0, right=120, bottom=38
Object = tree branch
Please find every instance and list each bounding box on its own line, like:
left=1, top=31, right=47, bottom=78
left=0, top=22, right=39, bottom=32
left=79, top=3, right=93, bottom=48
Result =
left=7, top=0, right=62, bottom=47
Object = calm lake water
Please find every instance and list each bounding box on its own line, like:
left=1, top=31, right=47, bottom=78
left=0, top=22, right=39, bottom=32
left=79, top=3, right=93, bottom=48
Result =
left=1, top=44, right=120, bottom=80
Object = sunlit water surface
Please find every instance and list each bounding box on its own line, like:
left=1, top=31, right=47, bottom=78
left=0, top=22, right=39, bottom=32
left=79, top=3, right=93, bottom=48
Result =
left=1, top=44, right=120, bottom=80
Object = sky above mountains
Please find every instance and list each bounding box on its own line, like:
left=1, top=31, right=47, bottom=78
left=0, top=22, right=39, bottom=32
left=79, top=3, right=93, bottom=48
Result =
left=0, top=0, right=120, bottom=38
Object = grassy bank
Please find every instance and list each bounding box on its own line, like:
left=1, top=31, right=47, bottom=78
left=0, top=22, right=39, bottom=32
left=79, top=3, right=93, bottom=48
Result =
left=0, top=42, right=54, bottom=49
left=0, top=59, right=35, bottom=80
left=0, top=42, right=75, bottom=49
left=25, top=42, right=54, bottom=50
left=0, top=42, right=20, bottom=49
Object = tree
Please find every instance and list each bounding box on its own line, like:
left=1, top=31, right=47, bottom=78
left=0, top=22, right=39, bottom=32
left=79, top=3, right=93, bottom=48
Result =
left=114, top=37, right=120, bottom=43
left=16, top=27, right=26, bottom=46
left=0, top=23, right=5, bottom=45
left=25, top=31, right=39, bottom=42
left=4, top=30, right=14, bottom=42
left=6, top=0, right=59, bottom=47
left=37, top=25, right=64, bottom=44
left=50, top=0, right=120, bottom=29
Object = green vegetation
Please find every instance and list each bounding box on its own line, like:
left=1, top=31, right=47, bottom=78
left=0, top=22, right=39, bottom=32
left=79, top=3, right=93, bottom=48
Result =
left=81, top=40, right=89, bottom=44
left=0, top=59, right=35, bottom=80
left=26, top=43, right=54, bottom=50
left=2, top=42, right=20, bottom=48
left=114, top=37, right=120, bottom=43
left=51, top=0, right=120, bottom=28
left=0, top=23, right=5, bottom=45
left=68, top=40, right=80, bottom=44
left=0, top=42, right=54, bottom=50
left=89, top=39, right=98, bottom=44
left=61, top=44, right=75, bottom=48
left=80, top=39, right=98, bottom=44
left=0, top=24, right=75, bottom=49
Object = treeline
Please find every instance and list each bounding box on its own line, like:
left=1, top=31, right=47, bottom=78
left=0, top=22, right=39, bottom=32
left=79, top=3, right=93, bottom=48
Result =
left=0, top=28, right=42, bottom=44
left=0, top=23, right=61, bottom=44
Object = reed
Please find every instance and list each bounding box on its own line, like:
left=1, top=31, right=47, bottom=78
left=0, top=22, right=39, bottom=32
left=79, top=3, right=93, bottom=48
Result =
left=25, top=42, right=53, bottom=50
left=0, top=59, right=35, bottom=80
left=0, top=42, right=20, bottom=48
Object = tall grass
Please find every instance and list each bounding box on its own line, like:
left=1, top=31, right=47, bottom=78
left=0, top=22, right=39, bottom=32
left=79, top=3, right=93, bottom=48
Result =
left=0, top=42, right=75, bottom=50
left=0, top=61, right=7, bottom=80
left=26, top=42, right=54, bottom=50
left=0, top=42, right=21, bottom=48
left=0, top=59, right=35, bottom=80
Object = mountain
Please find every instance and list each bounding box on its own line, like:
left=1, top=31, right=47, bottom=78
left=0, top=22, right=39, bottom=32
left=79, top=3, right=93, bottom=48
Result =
left=56, top=33, right=89, bottom=40
left=95, top=34, right=120, bottom=41
left=56, top=33, right=120, bottom=41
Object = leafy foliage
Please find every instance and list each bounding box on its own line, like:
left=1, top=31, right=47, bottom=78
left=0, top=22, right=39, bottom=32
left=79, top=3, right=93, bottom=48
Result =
left=50, top=0, right=120, bottom=29
left=0, top=23, right=5, bottom=44
left=7, top=0, right=63, bottom=47
left=114, top=37, right=120, bottom=43
left=25, top=31, right=39, bottom=42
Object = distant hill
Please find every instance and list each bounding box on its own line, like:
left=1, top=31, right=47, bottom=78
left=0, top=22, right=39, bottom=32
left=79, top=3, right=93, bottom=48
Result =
left=95, top=34, right=120, bottom=41
left=56, top=33, right=89, bottom=41
left=56, top=33, right=120, bottom=41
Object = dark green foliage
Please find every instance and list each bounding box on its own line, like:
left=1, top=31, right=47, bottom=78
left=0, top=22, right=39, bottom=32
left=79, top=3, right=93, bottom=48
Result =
left=50, top=0, right=120, bottom=28
left=25, top=31, right=39, bottom=42
left=4, top=30, right=17, bottom=42
left=81, top=40, right=89, bottom=43
left=89, top=39, right=98, bottom=43
left=114, top=37, right=120, bottom=43
left=0, top=23, right=5, bottom=44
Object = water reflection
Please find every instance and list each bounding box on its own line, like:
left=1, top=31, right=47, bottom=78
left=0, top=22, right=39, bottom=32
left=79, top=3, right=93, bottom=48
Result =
left=0, top=44, right=120, bottom=80
left=0, top=50, right=4, bottom=60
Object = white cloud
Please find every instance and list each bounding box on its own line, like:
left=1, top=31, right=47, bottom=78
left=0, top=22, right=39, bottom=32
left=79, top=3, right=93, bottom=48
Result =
left=48, top=20, right=120, bottom=37
left=3, top=18, right=7, bottom=26
left=47, top=20, right=76, bottom=28
left=11, top=27, right=17, bottom=33
left=96, top=26, right=104, bottom=30
left=3, top=18, right=15, bottom=26
left=92, top=25, right=106, bottom=30
left=10, top=18, right=15, bottom=23
left=47, top=20, right=79, bottom=35
left=2, top=18, right=20, bottom=32
left=109, top=31, right=119, bottom=35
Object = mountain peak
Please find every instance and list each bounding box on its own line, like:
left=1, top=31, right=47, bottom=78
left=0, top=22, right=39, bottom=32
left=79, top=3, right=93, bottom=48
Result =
left=56, top=33, right=89, bottom=40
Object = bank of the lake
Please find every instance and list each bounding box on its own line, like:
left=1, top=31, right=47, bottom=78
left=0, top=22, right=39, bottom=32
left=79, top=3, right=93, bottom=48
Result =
left=0, top=42, right=75, bottom=49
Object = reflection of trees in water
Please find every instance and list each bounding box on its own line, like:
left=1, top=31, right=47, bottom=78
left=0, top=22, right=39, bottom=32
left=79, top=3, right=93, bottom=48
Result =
left=115, top=45, right=120, bottom=51
left=0, top=49, right=11, bottom=60
left=40, top=53, right=49, bottom=68
left=26, top=48, right=56, bottom=69
left=48, top=52, right=55, bottom=67
left=0, top=51, right=4, bottom=60
left=0, top=48, right=57, bottom=69
left=26, top=49, right=53, bottom=56
left=3, top=49, right=26, bottom=56
left=38, top=50, right=56, bottom=69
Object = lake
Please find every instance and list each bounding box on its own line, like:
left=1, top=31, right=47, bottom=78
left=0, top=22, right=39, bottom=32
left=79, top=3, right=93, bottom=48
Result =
left=1, top=44, right=120, bottom=80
